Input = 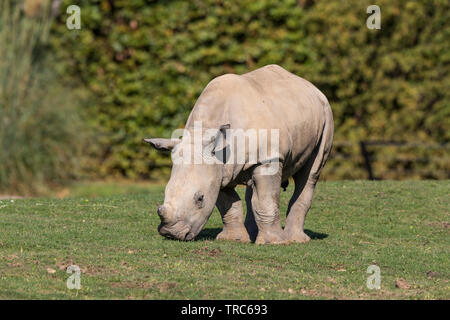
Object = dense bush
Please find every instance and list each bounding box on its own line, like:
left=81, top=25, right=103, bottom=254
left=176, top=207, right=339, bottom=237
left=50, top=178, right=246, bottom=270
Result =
left=51, top=0, right=311, bottom=179
left=302, top=0, right=450, bottom=179
left=50, top=0, right=449, bottom=180
left=0, top=1, right=85, bottom=194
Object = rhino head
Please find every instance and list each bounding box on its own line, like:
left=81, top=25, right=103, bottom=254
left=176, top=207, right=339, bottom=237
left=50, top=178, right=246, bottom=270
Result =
left=144, top=124, right=230, bottom=241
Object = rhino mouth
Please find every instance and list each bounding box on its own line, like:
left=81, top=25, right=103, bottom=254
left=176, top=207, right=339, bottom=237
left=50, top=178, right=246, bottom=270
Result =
left=158, top=221, right=194, bottom=241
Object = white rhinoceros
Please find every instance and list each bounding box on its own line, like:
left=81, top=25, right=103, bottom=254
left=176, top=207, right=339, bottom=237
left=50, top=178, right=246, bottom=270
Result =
left=145, top=64, right=333, bottom=244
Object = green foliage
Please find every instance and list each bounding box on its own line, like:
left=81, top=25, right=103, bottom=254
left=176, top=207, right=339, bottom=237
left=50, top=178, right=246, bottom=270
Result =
left=302, top=0, right=450, bottom=179
left=51, top=0, right=449, bottom=180
left=51, top=0, right=311, bottom=179
left=0, top=1, right=85, bottom=195
left=1, top=181, right=449, bottom=299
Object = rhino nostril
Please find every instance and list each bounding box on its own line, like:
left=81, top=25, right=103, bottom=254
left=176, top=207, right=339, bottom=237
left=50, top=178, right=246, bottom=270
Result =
left=157, top=205, right=165, bottom=218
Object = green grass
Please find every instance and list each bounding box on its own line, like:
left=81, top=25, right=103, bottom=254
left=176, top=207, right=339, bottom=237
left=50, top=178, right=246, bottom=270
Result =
left=0, top=181, right=448, bottom=299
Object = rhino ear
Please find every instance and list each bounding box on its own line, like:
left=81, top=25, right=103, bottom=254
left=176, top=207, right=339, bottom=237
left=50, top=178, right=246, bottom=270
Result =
left=211, top=124, right=231, bottom=163
left=219, top=124, right=230, bottom=135
left=216, top=124, right=230, bottom=143
left=143, top=138, right=181, bottom=152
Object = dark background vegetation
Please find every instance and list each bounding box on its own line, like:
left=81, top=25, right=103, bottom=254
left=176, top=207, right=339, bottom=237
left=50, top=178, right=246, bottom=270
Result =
left=1, top=0, right=449, bottom=194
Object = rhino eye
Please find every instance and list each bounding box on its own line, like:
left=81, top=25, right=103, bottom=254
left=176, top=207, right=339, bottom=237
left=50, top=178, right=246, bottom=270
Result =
left=194, top=191, right=204, bottom=208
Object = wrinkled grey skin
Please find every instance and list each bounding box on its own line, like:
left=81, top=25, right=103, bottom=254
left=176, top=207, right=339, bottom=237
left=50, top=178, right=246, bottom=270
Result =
left=145, top=65, right=334, bottom=244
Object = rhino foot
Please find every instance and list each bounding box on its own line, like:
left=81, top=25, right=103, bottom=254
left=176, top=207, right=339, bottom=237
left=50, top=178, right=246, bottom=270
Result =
left=255, top=229, right=286, bottom=245
left=283, top=230, right=311, bottom=244
left=216, top=225, right=250, bottom=243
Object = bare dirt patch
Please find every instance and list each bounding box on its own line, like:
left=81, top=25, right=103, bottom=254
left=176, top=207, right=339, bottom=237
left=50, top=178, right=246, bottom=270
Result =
left=425, top=221, right=449, bottom=229
left=194, top=246, right=222, bottom=257
left=53, top=258, right=111, bottom=276
left=0, top=195, right=24, bottom=200
left=395, top=278, right=411, bottom=289
left=426, top=271, right=440, bottom=279
left=7, top=262, right=23, bottom=268
left=111, top=280, right=177, bottom=292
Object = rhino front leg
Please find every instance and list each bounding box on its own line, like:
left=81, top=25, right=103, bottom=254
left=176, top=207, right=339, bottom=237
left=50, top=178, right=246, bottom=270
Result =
left=284, top=128, right=332, bottom=243
left=250, top=165, right=285, bottom=244
left=215, top=188, right=250, bottom=243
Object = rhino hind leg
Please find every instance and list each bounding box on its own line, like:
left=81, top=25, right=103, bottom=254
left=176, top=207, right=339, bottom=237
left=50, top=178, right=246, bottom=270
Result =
left=250, top=164, right=286, bottom=245
left=283, top=167, right=314, bottom=244
left=284, top=120, right=333, bottom=243
left=215, top=188, right=250, bottom=243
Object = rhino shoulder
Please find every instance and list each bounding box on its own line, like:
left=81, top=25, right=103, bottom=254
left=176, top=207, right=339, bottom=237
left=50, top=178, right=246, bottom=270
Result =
left=200, top=73, right=251, bottom=101
left=243, top=64, right=294, bottom=80
left=207, top=73, right=246, bottom=89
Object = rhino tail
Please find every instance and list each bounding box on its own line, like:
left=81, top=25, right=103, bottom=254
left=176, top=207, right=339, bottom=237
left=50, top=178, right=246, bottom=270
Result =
left=309, top=103, right=334, bottom=182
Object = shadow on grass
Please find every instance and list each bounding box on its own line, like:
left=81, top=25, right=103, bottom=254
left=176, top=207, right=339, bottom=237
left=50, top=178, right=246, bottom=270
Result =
left=195, top=228, right=328, bottom=241
left=304, top=229, right=328, bottom=240
left=196, top=228, right=222, bottom=241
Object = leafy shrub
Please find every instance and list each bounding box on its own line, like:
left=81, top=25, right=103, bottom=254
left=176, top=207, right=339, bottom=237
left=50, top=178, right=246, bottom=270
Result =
left=302, top=0, right=450, bottom=179
left=51, top=0, right=449, bottom=180
left=51, top=0, right=311, bottom=179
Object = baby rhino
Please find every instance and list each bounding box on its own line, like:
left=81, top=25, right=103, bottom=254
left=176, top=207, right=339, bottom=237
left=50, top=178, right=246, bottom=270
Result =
left=145, top=64, right=333, bottom=244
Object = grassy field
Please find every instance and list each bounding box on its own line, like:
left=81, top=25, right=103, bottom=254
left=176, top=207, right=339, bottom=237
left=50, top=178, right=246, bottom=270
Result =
left=0, top=180, right=448, bottom=299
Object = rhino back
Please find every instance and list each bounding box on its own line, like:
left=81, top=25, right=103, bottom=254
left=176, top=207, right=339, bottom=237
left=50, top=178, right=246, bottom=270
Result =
left=186, top=64, right=329, bottom=170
